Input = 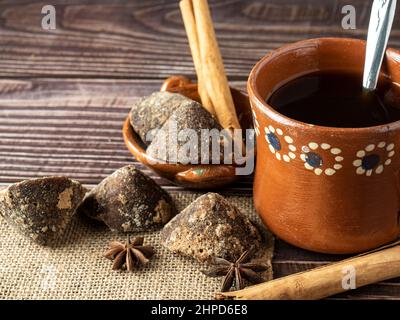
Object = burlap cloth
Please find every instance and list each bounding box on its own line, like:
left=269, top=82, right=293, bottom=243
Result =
left=0, top=192, right=274, bottom=300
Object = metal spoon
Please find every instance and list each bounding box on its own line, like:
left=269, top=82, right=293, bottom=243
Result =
left=363, top=0, right=397, bottom=122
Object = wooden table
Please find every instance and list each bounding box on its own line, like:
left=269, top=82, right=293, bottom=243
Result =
left=1, top=0, right=399, bottom=299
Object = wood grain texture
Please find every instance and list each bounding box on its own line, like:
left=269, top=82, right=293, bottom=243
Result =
left=0, top=0, right=399, bottom=79
left=1, top=0, right=400, bottom=299
left=0, top=78, right=252, bottom=191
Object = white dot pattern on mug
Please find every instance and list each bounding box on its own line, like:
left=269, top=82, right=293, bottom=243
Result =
left=353, top=142, right=395, bottom=176
left=262, top=123, right=396, bottom=177
left=264, top=125, right=296, bottom=162
left=300, top=143, right=342, bottom=176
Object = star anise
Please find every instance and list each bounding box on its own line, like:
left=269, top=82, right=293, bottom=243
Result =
left=103, top=236, right=155, bottom=272
left=203, top=250, right=268, bottom=292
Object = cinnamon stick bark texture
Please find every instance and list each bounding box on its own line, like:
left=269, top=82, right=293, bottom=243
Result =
left=192, top=0, right=241, bottom=129
left=179, top=0, right=215, bottom=116
left=217, top=243, right=400, bottom=300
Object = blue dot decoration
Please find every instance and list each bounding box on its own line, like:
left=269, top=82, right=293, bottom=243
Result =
left=305, top=152, right=323, bottom=168
left=267, top=133, right=281, bottom=151
left=361, top=154, right=380, bottom=170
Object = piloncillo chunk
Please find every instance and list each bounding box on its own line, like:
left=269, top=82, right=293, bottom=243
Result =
left=0, top=177, right=86, bottom=245
left=146, top=102, right=224, bottom=164
left=79, top=165, right=176, bottom=232
left=161, top=193, right=262, bottom=263
left=129, top=92, right=199, bottom=144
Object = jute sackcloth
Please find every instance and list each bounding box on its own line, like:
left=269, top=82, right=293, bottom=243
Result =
left=0, top=192, right=274, bottom=300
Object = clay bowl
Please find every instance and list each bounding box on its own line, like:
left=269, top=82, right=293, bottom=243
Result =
left=122, top=76, right=253, bottom=189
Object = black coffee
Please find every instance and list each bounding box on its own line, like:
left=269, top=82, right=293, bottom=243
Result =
left=267, top=71, right=400, bottom=128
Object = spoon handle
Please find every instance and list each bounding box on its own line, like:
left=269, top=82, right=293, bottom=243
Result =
left=363, top=0, right=397, bottom=91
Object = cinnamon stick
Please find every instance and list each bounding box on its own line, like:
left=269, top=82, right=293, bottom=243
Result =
left=192, top=0, right=241, bottom=129
left=217, top=241, right=400, bottom=300
left=179, top=0, right=216, bottom=116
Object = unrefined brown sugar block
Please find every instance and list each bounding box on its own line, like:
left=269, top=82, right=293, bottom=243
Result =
left=79, top=165, right=177, bottom=232
left=0, top=177, right=86, bottom=245
left=146, top=102, right=224, bottom=164
left=161, top=192, right=262, bottom=263
left=129, top=91, right=200, bottom=145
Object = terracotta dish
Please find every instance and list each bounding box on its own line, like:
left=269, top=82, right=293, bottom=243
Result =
left=123, top=76, right=253, bottom=189
left=249, top=38, right=400, bottom=254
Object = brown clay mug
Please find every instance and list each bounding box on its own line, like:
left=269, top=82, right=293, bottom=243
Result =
left=249, top=38, right=400, bottom=254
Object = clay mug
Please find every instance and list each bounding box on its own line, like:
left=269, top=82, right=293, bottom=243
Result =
left=248, top=38, right=400, bottom=254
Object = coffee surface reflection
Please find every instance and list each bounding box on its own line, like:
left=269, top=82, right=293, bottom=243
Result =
left=268, top=71, right=400, bottom=128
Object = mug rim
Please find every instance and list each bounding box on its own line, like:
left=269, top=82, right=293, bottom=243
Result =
left=248, top=37, right=400, bottom=134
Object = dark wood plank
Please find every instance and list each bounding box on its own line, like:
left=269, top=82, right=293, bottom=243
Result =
left=1, top=0, right=400, bottom=79
left=0, top=78, right=252, bottom=192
